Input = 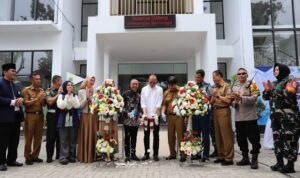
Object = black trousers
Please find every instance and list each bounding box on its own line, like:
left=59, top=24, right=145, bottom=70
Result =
left=124, top=125, right=139, bottom=157
left=0, top=112, right=21, bottom=165
left=46, top=113, right=60, bottom=159
left=235, top=120, right=261, bottom=154
left=144, top=125, right=160, bottom=156
left=192, top=114, right=210, bottom=158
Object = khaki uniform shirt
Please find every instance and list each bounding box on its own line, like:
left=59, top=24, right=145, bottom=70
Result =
left=162, top=88, right=179, bottom=114
left=212, top=82, right=233, bottom=107
left=232, top=82, right=258, bottom=122
left=22, top=85, right=44, bottom=112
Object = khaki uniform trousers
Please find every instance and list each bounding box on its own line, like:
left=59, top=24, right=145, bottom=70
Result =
left=24, top=113, right=44, bottom=161
left=213, top=107, right=234, bottom=161
left=168, top=115, right=184, bottom=157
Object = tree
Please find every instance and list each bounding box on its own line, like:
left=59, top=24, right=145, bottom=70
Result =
left=36, top=52, right=53, bottom=88
left=31, top=0, right=54, bottom=21
left=251, top=0, right=283, bottom=26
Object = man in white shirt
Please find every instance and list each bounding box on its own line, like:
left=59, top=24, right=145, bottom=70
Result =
left=141, top=75, right=163, bottom=161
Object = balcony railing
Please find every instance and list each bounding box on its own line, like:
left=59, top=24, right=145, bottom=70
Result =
left=110, top=0, right=194, bottom=16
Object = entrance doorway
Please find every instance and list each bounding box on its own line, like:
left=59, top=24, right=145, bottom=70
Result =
left=118, top=63, right=187, bottom=93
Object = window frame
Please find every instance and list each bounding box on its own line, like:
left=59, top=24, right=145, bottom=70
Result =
left=81, top=0, right=98, bottom=41
left=204, top=0, right=225, bottom=39
left=252, top=0, right=300, bottom=66
left=12, top=0, right=56, bottom=22
left=0, top=50, right=53, bottom=89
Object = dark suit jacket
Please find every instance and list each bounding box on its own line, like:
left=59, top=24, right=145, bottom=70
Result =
left=0, top=78, right=24, bottom=123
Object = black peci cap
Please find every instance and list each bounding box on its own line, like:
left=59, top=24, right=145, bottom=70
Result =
left=2, top=63, right=16, bottom=71
left=168, top=76, right=178, bottom=84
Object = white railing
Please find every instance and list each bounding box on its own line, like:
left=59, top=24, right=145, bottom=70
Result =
left=110, top=0, right=194, bottom=16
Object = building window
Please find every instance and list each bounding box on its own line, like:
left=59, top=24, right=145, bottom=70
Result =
left=81, top=0, right=98, bottom=41
left=14, top=0, right=55, bottom=21
left=0, top=50, right=53, bottom=90
left=80, top=64, right=87, bottom=77
left=217, top=62, right=227, bottom=79
left=252, top=0, right=300, bottom=67
left=204, top=0, right=225, bottom=39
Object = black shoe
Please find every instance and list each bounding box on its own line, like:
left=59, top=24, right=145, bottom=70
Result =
left=0, top=164, right=7, bottom=171
left=125, top=157, right=130, bottom=162
left=201, top=157, right=209, bottom=162
left=7, top=161, right=23, bottom=167
left=250, top=154, right=258, bottom=169
left=141, top=155, right=150, bottom=161
left=59, top=160, right=69, bottom=165
left=179, top=156, right=186, bottom=162
left=153, top=156, right=159, bottom=161
left=46, top=158, right=53, bottom=163
left=191, top=154, right=201, bottom=160
left=69, top=159, right=76, bottom=163
left=25, top=160, right=33, bottom=165
left=214, top=159, right=224, bottom=163
left=165, top=155, right=176, bottom=160
left=271, top=154, right=284, bottom=171
left=236, top=158, right=250, bottom=166
left=279, top=161, right=295, bottom=173
left=131, top=155, right=140, bottom=161
left=55, top=155, right=60, bottom=160
left=271, top=163, right=283, bottom=171
left=32, top=158, right=43, bottom=163
left=221, top=160, right=234, bottom=166
left=210, top=150, right=218, bottom=158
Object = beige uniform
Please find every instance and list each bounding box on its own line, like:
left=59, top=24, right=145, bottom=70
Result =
left=22, top=86, right=44, bottom=161
left=212, top=82, right=234, bottom=161
left=162, top=88, right=184, bottom=157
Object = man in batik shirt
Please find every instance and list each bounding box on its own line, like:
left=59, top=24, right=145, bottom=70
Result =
left=122, top=79, right=142, bottom=162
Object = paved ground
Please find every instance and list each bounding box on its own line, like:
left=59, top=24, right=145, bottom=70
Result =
left=0, top=127, right=299, bottom=178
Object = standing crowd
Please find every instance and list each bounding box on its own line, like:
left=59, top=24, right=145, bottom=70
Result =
left=0, top=62, right=299, bottom=174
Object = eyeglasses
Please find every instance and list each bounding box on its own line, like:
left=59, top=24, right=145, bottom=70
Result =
left=237, top=72, right=247, bottom=76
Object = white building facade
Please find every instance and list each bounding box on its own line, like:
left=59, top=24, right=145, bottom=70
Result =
left=0, top=0, right=299, bottom=91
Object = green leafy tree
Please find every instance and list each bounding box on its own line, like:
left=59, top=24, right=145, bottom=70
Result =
left=31, top=0, right=54, bottom=20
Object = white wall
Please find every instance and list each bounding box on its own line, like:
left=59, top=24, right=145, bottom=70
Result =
left=87, top=14, right=217, bottom=84
left=55, top=0, right=82, bottom=79
left=0, top=0, right=82, bottom=80
left=223, top=0, right=255, bottom=78
left=0, top=31, right=62, bottom=76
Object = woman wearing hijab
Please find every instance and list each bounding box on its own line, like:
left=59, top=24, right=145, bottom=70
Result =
left=262, top=63, right=300, bottom=173
left=57, top=81, right=80, bottom=165
left=77, top=76, right=98, bottom=163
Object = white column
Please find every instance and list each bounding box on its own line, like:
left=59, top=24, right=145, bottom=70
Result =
left=195, top=50, right=201, bottom=70
left=194, top=0, right=203, bottom=15
left=223, top=0, right=255, bottom=76
left=201, top=16, right=218, bottom=82
left=87, top=18, right=102, bottom=85
left=239, top=0, right=255, bottom=73
left=99, top=0, right=110, bottom=16
left=103, top=51, right=110, bottom=80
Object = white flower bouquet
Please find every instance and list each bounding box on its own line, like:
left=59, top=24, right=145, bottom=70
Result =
left=89, top=79, right=124, bottom=121
left=172, top=81, right=209, bottom=117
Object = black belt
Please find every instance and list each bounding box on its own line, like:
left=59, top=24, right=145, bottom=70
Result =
left=167, top=113, right=177, bottom=116
left=214, top=106, right=229, bottom=110
left=26, top=111, right=43, bottom=115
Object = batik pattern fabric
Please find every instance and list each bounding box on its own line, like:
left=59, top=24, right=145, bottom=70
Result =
left=122, top=90, right=142, bottom=127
